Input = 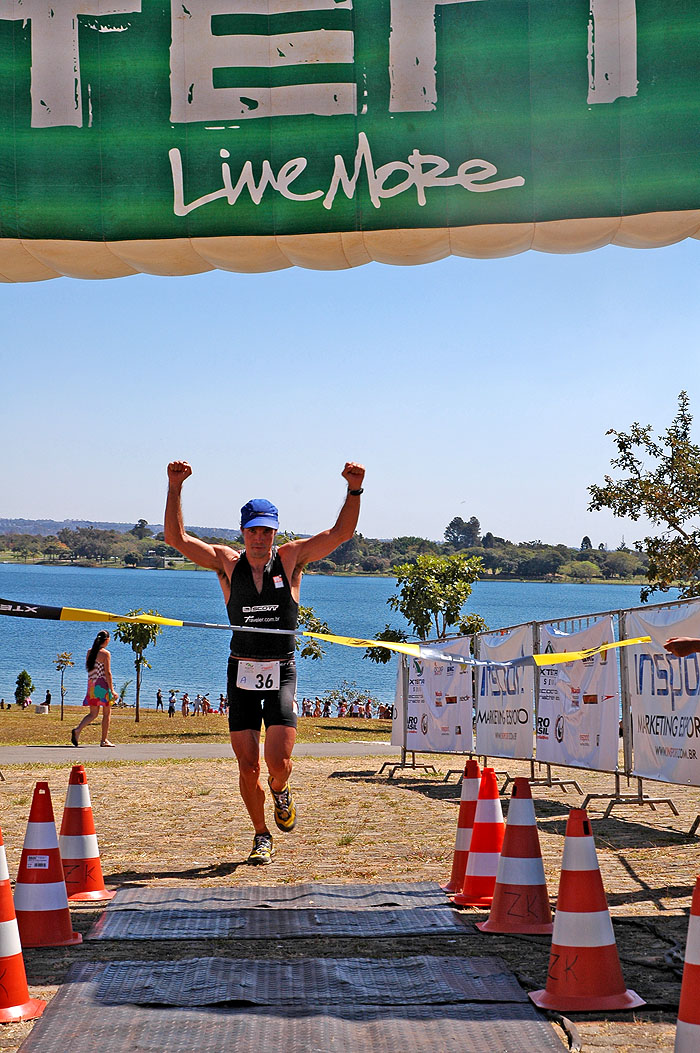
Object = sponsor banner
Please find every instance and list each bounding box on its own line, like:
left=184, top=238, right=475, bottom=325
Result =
left=536, top=617, right=619, bottom=772
left=391, top=659, right=404, bottom=748
left=393, top=636, right=473, bottom=753
left=626, top=604, right=700, bottom=786
left=475, top=624, right=534, bottom=759
left=0, top=0, right=699, bottom=251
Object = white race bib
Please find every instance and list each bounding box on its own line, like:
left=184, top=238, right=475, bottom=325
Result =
left=236, top=660, right=281, bottom=692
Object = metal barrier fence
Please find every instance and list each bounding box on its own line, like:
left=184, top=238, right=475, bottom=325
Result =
left=385, top=594, right=699, bottom=827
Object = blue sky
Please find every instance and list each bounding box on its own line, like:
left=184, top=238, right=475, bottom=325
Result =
left=3, top=238, right=697, bottom=548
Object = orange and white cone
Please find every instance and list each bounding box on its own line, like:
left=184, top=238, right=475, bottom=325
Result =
left=477, top=777, right=553, bottom=934
left=0, top=828, right=45, bottom=1022
left=14, top=782, right=82, bottom=948
left=59, top=765, right=115, bottom=902
left=529, top=807, right=644, bottom=1011
left=451, top=767, right=505, bottom=908
left=441, top=759, right=481, bottom=894
left=675, top=875, right=700, bottom=1052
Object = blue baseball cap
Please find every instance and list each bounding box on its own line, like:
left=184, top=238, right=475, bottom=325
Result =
left=240, top=498, right=279, bottom=530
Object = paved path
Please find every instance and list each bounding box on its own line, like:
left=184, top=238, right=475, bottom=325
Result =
left=0, top=740, right=398, bottom=766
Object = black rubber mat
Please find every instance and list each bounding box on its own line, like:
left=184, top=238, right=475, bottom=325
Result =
left=88, top=904, right=465, bottom=940
left=109, top=880, right=441, bottom=911
left=95, top=955, right=528, bottom=1006
left=18, top=964, right=564, bottom=1053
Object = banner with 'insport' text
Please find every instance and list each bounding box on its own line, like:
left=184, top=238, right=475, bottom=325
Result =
left=626, top=604, right=700, bottom=787
left=1, top=1, right=700, bottom=279
left=536, top=617, right=619, bottom=772
left=475, top=624, right=534, bottom=759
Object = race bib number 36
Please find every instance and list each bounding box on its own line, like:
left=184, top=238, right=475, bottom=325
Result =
left=236, top=661, right=280, bottom=692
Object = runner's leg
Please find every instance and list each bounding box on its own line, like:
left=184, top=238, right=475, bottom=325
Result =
left=230, top=729, right=268, bottom=833
left=264, top=725, right=296, bottom=792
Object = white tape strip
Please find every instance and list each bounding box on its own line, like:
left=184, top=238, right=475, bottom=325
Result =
left=684, top=914, right=700, bottom=967
left=561, top=836, right=598, bottom=873
left=505, top=798, right=536, bottom=826
left=22, top=823, right=58, bottom=851
left=0, top=918, right=22, bottom=958
left=465, top=852, right=501, bottom=877
left=496, top=855, right=546, bottom=886
left=59, top=834, right=99, bottom=859
left=473, top=799, right=503, bottom=825
left=0, top=845, right=9, bottom=882
left=455, top=827, right=472, bottom=852
left=14, top=881, right=69, bottom=912
left=675, top=1019, right=700, bottom=1050
left=553, top=909, right=615, bottom=948
left=64, top=785, right=91, bottom=809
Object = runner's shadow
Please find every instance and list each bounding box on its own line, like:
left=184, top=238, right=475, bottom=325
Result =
left=103, top=861, right=245, bottom=884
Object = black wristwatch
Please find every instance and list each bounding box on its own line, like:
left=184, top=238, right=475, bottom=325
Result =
left=348, top=488, right=364, bottom=496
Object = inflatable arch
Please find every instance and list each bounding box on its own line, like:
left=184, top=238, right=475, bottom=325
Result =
left=0, top=0, right=698, bottom=281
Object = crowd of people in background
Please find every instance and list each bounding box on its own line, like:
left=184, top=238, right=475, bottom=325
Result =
left=153, top=691, right=390, bottom=719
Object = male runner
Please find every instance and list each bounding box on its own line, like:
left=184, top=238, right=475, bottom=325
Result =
left=164, top=460, right=365, bottom=865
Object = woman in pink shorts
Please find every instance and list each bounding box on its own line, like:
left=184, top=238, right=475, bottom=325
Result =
left=71, top=630, right=117, bottom=747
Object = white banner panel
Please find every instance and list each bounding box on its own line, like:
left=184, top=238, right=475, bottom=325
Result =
left=393, top=637, right=473, bottom=753
left=626, top=603, right=700, bottom=786
left=391, top=659, right=405, bottom=748
left=475, top=624, right=535, bottom=759
left=537, top=617, right=619, bottom=772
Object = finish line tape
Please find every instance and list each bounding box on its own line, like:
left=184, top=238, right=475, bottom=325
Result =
left=0, top=597, right=650, bottom=668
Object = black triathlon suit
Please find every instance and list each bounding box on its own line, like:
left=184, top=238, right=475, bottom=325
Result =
left=226, top=547, right=299, bottom=733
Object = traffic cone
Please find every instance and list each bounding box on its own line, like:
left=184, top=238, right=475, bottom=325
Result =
left=451, top=767, right=505, bottom=907
left=477, top=777, right=553, bottom=934
left=529, top=807, right=644, bottom=1011
left=59, top=765, right=115, bottom=902
left=14, top=782, right=82, bottom=948
left=675, top=875, right=700, bottom=1052
left=0, top=828, right=45, bottom=1022
left=441, top=760, right=481, bottom=894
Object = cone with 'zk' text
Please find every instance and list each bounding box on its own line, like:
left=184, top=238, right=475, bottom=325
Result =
left=14, top=782, right=81, bottom=948
left=451, top=767, right=505, bottom=908
left=529, top=807, right=643, bottom=1011
left=0, top=828, right=45, bottom=1022
left=477, top=777, right=553, bottom=934
left=441, top=760, right=481, bottom=894
left=59, top=765, right=114, bottom=902
left=674, top=875, right=700, bottom=1052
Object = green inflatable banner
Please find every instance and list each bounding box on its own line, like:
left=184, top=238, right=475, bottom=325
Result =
left=0, top=0, right=698, bottom=279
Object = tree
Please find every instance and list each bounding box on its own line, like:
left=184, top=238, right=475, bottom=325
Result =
left=365, top=553, right=487, bottom=664
left=15, top=669, right=35, bottom=707
left=580, top=536, right=593, bottom=550
left=54, top=651, right=74, bottom=721
left=130, top=519, right=153, bottom=539
left=112, top=610, right=163, bottom=722
left=444, top=516, right=481, bottom=547
left=588, top=391, right=700, bottom=600
left=296, top=605, right=332, bottom=661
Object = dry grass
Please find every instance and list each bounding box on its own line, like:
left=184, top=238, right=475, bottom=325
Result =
left=0, top=705, right=391, bottom=746
left=0, top=753, right=697, bottom=1052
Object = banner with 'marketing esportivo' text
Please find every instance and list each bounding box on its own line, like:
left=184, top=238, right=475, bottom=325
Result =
left=626, top=605, right=700, bottom=786
left=475, top=624, right=534, bottom=759
left=536, top=616, right=619, bottom=772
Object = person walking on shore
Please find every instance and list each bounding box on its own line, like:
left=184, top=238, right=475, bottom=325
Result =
left=72, top=630, right=116, bottom=747
left=164, top=458, right=365, bottom=865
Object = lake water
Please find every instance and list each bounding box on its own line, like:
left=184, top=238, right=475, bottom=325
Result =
left=0, top=564, right=666, bottom=708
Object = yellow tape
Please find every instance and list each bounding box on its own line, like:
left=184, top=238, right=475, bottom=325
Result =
left=531, top=636, right=651, bottom=667
left=59, top=607, right=184, bottom=627
left=303, top=631, right=423, bottom=658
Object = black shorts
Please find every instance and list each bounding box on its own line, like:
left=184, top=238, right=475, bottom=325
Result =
left=227, top=657, right=298, bottom=733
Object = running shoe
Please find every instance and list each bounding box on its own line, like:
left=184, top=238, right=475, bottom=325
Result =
left=247, top=832, right=275, bottom=866
left=268, top=775, right=297, bottom=832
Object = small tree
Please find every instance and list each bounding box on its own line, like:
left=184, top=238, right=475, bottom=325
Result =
left=112, top=610, right=163, bottom=723
left=365, top=553, right=487, bottom=664
left=15, top=669, right=35, bottom=707
left=54, top=651, right=74, bottom=721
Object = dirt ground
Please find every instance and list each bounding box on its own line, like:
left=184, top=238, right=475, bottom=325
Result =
left=0, top=752, right=697, bottom=1052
